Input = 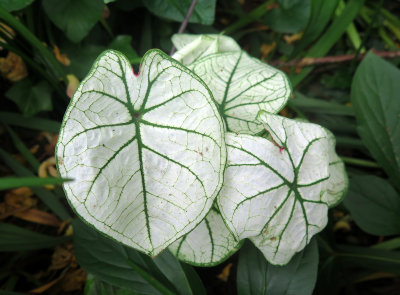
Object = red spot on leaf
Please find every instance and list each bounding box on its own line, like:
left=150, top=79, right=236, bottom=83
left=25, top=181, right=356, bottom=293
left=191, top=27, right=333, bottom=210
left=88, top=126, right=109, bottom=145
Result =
left=133, top=67, right=140, bottom=77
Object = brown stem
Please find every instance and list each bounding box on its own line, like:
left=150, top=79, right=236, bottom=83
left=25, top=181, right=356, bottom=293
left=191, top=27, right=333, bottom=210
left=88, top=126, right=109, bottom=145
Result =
left=170, top=0, right=198, bottom=56
left=269, top=50, right=400, bottom=68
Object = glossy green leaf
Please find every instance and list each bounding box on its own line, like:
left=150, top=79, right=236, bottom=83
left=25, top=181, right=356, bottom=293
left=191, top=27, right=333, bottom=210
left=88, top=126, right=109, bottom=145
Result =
left=218, top=112, right=344, bottom=265
left=42, top=0, right=104, bottom=43
left=0, top=0, right=34, bottom=11
left=264, top=0, right=311, bottom=34
left=152, top=251, right=201, bottom=295
left=344, top=175, right=400, bottom=236
left=73, top=220, right=171, bottom=294
left=171, top=34, right=240, bottom=65
left=179, top=263, right=206, bottom=295
left=143, top=0, right=216, bottom=25
left=85, top=275, right=138, bottom=295
left=109, top=35, right=141, bottom=64
left=0, top=223, right=69, bottom=252
left=57, top=49, right=226, bottom=256
left=189, top=51, right=291, bottom=134
left=61, top=43, right=106, bottom=79
left=237, top=239, right=318, bottom=295
left=351, top=52, right=400, bottom=188
left=6, top=79, right=52, bottom=117
left=169, top=208, right=241, bottom=266
left=74, top=220, right=200, bottom=295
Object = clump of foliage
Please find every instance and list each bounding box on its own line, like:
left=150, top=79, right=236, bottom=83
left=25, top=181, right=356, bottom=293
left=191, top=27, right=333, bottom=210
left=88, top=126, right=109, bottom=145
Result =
left=1, top=0, right=400, bottom=294
left=56, top=34, right=348, bottom=267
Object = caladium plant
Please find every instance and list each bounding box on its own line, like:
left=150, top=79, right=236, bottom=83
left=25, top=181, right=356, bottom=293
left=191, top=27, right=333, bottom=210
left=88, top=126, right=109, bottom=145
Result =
left=57, top=34, right=347, bottom=267
left=56, top=49, right=227, bottom=256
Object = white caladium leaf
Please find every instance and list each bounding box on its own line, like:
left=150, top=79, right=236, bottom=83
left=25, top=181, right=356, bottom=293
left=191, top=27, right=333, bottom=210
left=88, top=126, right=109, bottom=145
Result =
left=218, top=112, right=332, bottom=265
left=169, top=207, right=241, bottom=266
left=56, top=49, right=227, bottom=256
left=172, top=33, right=240, bottom=65
left=323, top=129, right=348, bottom=207
left=189, top=51, right=291, bottom=134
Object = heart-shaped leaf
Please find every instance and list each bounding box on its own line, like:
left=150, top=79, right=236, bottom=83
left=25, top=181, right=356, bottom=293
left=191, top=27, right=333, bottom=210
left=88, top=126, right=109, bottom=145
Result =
left=172, top=34, right=240, bottom=65
left=188, top=51, right=291, bottom=134
left=237, top=239, right=319, bottom=295
left=56, top=49, right=226, bottom=256
left=42, top=0, right=104, bottom=43
left=169, top=207, right=241, bottom=266
left=351, top=52, right=400, bottom=188
left=218, top=112, right=333, bottom=265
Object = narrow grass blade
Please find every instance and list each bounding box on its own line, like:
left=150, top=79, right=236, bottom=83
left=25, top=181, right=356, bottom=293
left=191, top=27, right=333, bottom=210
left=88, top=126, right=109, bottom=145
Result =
left=0, top=6, right=65, bottom=80
left=0, top=112, right=61, bottom=133
left=0, top=176, right=70, bottom=190
left=290, top=0, right=365, bottom=86
left=6, top=126, right=40, bottom=171
left=291, top=92, right=355, bottom=116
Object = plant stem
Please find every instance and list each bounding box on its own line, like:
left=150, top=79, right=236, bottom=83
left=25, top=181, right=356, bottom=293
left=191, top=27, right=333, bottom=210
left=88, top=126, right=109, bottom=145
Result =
left=336, top=137, right=365, bottom=150
left=270, top=50, right=400, bottom=68
left=340, top=156, right=380, bottom=168
left=170, top=0, right=198, bottom=55
left=223, top=0, right=274, bottom=35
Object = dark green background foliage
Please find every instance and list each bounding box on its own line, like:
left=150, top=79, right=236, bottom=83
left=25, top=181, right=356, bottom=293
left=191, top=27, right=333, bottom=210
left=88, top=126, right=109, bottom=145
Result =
left=0, top=0, right=400, bottom=294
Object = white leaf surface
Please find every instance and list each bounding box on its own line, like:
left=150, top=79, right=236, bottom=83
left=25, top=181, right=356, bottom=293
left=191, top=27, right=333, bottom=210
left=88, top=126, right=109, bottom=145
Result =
left=189, top=51, right=291, bottom=134
left=56, top=49, right=226, bottom=256
left=218, top=113, right=331, bottom=265
left=169, top=208, right=241, bottom=266
left=172, top=33, right=240, bottom=65
left=323, top=129, right=348, bottom=207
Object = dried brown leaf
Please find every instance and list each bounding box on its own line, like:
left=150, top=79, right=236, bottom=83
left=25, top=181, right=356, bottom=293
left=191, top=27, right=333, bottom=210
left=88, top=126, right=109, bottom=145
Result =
left=13, top=208, right=61, bottom=227
left=49, top=243, right=74, bottom=270
left=217, top=263, right=233, bottom=282
left=38, top=157, right=58, bottom=189
left=5, top=187, right=36, bottom=208
left=0, top=51, right=28, bottom=82
left=60, top=268, right=87, bottom=292
left=53, top=45, right=70, bottom=66
left=260, top=42, right=276, bottom=60
left=283, top=32, right=303, bottom=44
